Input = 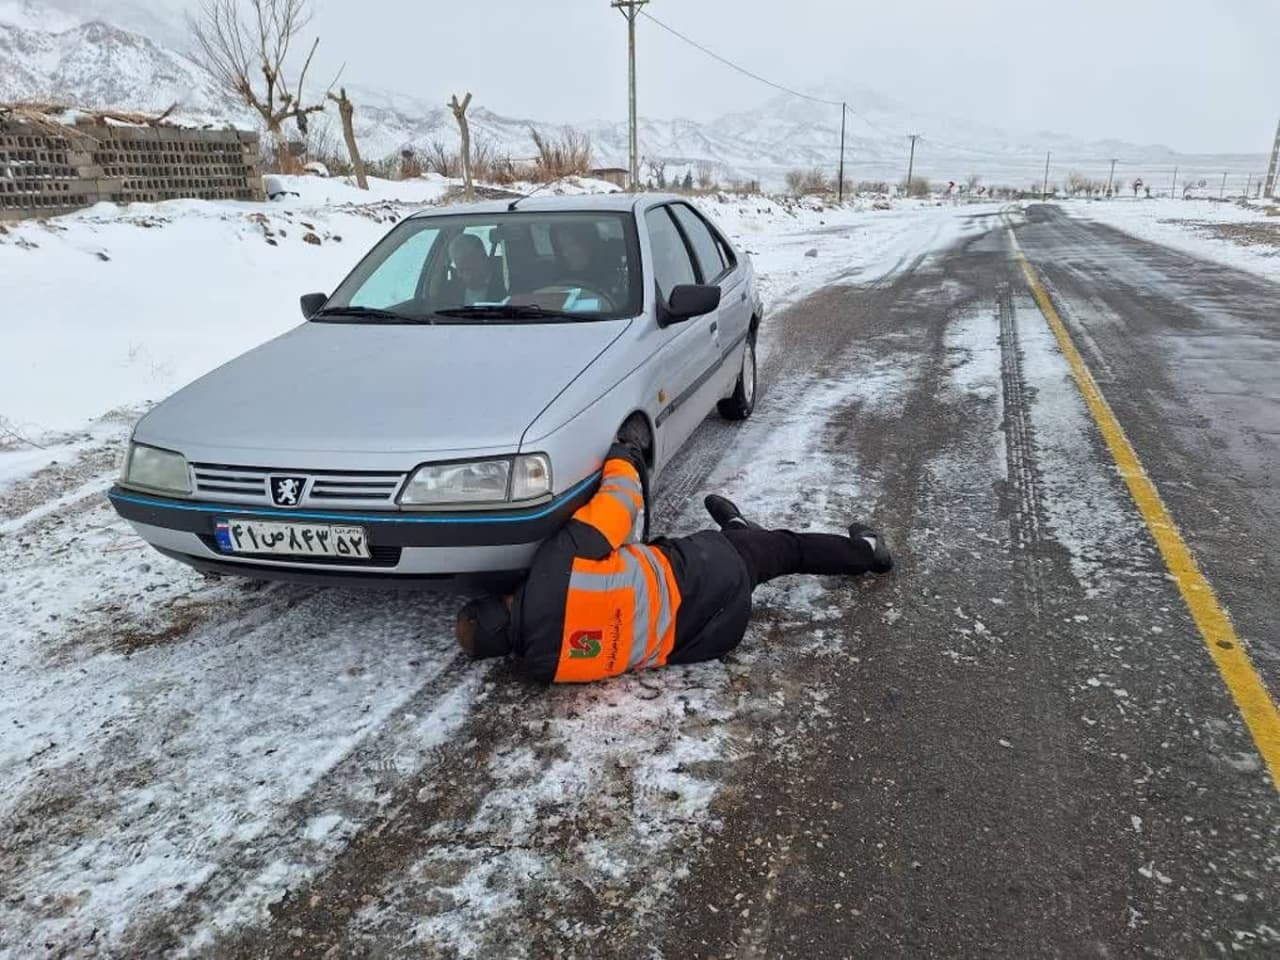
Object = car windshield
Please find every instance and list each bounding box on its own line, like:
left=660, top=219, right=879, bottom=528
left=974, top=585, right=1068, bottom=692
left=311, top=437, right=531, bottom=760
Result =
left=320, top=209, right=643, bottom=323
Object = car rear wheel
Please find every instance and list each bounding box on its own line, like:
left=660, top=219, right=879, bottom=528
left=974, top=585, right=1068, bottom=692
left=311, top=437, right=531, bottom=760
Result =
left=718, top=331, right=757, bottom=421
left=616, top=417, right=652, bottom=542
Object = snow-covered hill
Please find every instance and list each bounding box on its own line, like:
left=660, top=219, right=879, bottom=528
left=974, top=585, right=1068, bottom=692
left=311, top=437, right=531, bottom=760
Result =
left=0, top=1, right=1267, bottom=190
left=0, top=15, right=237, bottom=119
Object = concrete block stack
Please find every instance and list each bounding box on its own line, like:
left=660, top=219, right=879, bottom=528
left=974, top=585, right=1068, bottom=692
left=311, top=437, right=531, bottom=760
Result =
left=0, top=111, right=262, bottom=221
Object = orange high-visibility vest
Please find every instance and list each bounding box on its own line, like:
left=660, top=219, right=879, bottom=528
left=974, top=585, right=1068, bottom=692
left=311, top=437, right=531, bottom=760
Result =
left=553, top=457, right=682, bottom=682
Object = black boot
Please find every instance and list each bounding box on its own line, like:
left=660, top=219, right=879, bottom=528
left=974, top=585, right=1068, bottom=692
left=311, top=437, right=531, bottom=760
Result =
left=849, top=523, right=894, bottom=573
left=705, top=494, right=758, bottom=530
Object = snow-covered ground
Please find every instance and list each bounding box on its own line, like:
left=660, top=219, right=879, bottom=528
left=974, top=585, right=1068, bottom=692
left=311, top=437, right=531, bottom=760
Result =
left=1064, top=197, right=1280, bottom=284
left=0, top=178, right=992, bottom=956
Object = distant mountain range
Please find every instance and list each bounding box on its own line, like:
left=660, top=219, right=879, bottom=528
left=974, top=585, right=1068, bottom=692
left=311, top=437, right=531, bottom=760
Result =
left=0, top=0, right=1266, bottom=189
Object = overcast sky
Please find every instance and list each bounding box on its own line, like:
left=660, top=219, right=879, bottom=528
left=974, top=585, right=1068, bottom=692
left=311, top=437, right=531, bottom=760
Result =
left=95, top=0, right=1280, bottom=153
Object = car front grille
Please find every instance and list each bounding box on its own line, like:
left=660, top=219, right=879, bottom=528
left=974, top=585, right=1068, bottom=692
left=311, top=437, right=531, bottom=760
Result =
left=190, top=463, right=406, bottom=508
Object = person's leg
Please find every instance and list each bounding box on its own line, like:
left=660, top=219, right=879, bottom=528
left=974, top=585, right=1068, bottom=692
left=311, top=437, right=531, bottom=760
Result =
left=723, top=527, right=876, bottom=588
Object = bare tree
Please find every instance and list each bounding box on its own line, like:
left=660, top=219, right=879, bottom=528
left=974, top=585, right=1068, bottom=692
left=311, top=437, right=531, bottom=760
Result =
left=646, top=157, right=668, bottom=189
left=786, top=167, right=831, bottom=196
left=326, top=86, right=367, bottom=189
left=1066, top=171, right=1090, bottom=196
left=966, top=173, right=982, bottom=192
left=471, top=136, right=497, bottom=183
left=449, top=92, right=474, bottom=201
left=530, top=127, right=593, bottom=181
left=695, top=160, right=717, bottom=192
left=424, top=140, right=460, bottom=178
left=188, top=0, right=328, bottom=169
left=301, top=115, right=340, bottom=167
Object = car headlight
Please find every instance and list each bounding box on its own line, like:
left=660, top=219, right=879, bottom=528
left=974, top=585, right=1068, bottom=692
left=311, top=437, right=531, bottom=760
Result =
left=399, top=454, right=551, bottom=506
left=123, top=442, right=191, bottom=495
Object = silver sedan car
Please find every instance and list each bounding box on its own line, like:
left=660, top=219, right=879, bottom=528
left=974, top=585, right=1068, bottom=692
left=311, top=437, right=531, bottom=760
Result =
left=108, top=193, right=762, bottom=584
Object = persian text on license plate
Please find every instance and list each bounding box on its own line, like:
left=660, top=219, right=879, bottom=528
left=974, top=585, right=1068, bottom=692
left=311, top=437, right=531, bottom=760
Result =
left=214, top=519, right=371, bottom=559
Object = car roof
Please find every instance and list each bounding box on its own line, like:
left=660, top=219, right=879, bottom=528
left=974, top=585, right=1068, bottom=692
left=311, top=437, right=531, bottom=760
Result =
left=406, top=191, right=687, bottom=219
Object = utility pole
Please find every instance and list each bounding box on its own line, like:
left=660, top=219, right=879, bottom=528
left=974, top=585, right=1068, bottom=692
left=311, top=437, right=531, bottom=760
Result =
left=1170, top=165, right=1178, bottom=199
left=1264, top=117, right=1280, bottom=199
left=1220, top=171, right=1227, bottom=199
left=612, top=0, right=648, bottom=191
left=837, top=102, right=847, bottom=203
left=1106, top=158, right=1117, bottom=196
left=1041, top=150, right=1051, bottom=200
left=906, top=134, right=920, bottom=192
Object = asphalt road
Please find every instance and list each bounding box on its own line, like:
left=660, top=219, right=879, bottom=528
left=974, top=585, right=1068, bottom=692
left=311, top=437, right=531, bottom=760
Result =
left=654, top=205, right=1280, bottom=959
left=5, top=204, right=1277, bottom=959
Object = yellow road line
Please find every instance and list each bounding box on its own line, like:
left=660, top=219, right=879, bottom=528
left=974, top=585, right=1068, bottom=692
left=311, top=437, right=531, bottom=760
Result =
left=1009, top=229, right=1280, bottom=790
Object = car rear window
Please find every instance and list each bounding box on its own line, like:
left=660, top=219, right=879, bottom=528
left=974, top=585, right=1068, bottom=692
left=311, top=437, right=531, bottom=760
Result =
left=670, top=203, right=727, bottom=282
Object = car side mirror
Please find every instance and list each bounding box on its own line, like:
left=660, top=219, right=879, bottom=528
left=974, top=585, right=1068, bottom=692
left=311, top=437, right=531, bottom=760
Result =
left=662, top=284, right=721, bottom=325
left=300, top=292, right=328, bottom=319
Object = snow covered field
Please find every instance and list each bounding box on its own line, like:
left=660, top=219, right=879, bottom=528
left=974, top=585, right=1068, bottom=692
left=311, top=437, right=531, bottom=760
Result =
left=1064, top=197, right=1280, bottom=284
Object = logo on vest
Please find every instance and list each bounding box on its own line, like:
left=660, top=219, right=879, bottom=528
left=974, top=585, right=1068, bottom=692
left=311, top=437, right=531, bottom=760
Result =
left=568, top=630, right=603, bottom=659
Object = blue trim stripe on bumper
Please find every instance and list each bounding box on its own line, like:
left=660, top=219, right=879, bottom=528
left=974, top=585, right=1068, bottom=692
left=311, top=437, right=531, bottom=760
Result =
left=107, top=471, right=601, bottom=550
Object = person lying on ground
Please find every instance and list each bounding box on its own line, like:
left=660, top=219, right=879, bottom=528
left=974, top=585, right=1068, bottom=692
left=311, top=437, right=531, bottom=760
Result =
left=456, top=441, right=893, bottom=682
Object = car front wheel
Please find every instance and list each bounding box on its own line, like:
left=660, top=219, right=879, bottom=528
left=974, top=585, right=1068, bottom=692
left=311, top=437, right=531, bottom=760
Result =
left=718, top=332, right=757, bottom=421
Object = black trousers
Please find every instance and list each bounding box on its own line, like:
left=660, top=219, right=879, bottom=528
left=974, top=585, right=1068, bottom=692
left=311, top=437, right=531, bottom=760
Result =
left=723, top=527, right=874, bottom=589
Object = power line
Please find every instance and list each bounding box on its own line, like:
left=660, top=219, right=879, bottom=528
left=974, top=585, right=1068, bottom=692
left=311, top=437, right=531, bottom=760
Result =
left=639, top=9, right=903, bottom=143
left=637, top=10, right=1243, bottom=180
left=638, top=10, right=843, bottom=107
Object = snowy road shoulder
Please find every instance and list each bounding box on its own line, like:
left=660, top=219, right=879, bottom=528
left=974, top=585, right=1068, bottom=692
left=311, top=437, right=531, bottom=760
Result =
left=1063, top=197, right=1280, bottom=284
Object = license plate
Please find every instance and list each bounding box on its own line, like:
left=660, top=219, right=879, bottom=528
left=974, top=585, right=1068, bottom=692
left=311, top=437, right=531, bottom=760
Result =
left=214, top=519, right=371, bottom=559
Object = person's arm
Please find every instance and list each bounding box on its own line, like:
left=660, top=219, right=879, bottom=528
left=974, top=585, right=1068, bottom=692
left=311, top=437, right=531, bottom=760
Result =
left=563, top=441, right=645, bottom=560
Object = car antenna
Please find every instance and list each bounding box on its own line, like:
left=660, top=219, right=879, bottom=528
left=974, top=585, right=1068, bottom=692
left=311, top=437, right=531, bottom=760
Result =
left=507, top=172, right=575, bottom=211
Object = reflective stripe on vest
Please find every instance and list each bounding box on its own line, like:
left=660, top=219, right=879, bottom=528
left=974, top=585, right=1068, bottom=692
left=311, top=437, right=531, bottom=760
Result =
left=571, top=464, right=644, bottom=547
left=553, top=543, right=682, bottom=682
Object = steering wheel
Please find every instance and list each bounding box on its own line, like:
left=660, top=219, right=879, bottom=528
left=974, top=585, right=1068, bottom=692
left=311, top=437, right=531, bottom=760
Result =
left=529, top=284, right=616, bottom=311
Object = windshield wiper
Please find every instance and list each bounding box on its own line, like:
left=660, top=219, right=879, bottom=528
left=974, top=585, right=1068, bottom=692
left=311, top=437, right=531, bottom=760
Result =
left=433, top=304, right=586, bottom=322
left=311, top=305, right=432, bottom=323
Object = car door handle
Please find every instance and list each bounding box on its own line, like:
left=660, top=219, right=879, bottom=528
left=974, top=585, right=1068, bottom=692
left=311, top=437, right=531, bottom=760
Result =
left=709, top=321, right=718, bottom=333
left=740, top=292, right=747, bottom=302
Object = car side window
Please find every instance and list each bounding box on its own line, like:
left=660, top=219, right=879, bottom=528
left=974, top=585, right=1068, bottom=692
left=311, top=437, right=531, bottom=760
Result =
left=713, top=228, right=737, bottom=270
left=644, top=206, right=697, bottom=303
left=350, top=227, right=439, bottom=307
left=670, top=204, right=727, bottom=282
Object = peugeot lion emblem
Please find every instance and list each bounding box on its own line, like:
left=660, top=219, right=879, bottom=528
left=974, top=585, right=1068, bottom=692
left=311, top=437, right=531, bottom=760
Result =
left=270, top=475, right=306, bottom=507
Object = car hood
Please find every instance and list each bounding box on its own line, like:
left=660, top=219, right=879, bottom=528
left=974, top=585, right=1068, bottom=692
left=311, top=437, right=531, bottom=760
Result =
left=135, top=319, right=630, bottom=458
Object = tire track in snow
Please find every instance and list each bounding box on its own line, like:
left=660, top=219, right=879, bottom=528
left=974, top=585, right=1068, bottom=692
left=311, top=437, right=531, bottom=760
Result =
left=122, top=657, right=482, bottom=956
left=997, top=282, right=1048, bottom=619
left=653, top=244, right=929, bottom=533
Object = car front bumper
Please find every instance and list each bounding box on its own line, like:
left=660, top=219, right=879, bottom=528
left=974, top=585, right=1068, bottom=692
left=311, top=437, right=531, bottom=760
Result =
left=107, top=473, right=597, bottom=583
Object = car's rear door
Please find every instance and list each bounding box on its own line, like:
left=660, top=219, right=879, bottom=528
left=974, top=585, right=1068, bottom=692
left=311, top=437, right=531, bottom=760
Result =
left=644, top=204, right=721, bottom=467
